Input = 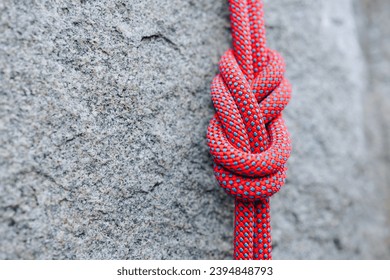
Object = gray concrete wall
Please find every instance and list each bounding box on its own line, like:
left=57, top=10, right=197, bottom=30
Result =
left=1, top=0, right=389, bottom=259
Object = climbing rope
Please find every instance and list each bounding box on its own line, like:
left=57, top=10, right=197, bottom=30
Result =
left=207, top=0, right=292, bottom=260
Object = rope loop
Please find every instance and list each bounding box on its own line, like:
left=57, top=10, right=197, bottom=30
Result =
left=207, top=48, right=291, bottom=201
left=206, top=0, right=292, bottom=260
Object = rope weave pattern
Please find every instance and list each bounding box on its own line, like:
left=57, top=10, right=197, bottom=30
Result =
left=207, top=0, right=292, bottom=260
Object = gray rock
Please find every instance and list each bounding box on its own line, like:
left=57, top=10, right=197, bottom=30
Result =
left=355, top=0, right=390, bottom=258
left=0, top=0, right=389, bottom=259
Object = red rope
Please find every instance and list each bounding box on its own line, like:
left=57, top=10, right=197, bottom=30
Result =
left=207, top=0, right=292, bottom=260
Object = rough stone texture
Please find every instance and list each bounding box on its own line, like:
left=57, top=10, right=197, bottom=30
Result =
left=355, top=0, right=390, bottom=255
left=0, top=0, right=389, bottom=259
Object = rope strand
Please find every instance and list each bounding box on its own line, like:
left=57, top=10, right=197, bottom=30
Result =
left=207, top=0, right=292, bottom=260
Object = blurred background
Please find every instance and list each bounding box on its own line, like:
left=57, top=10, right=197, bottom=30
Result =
left=0, top=0, right=389, bottom=259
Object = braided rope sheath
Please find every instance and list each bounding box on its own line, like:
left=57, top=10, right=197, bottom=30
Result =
left=207, top=0, right=292, bottom=260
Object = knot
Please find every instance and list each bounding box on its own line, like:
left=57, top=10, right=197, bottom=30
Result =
left=207, top=48, right=292, bottom=202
